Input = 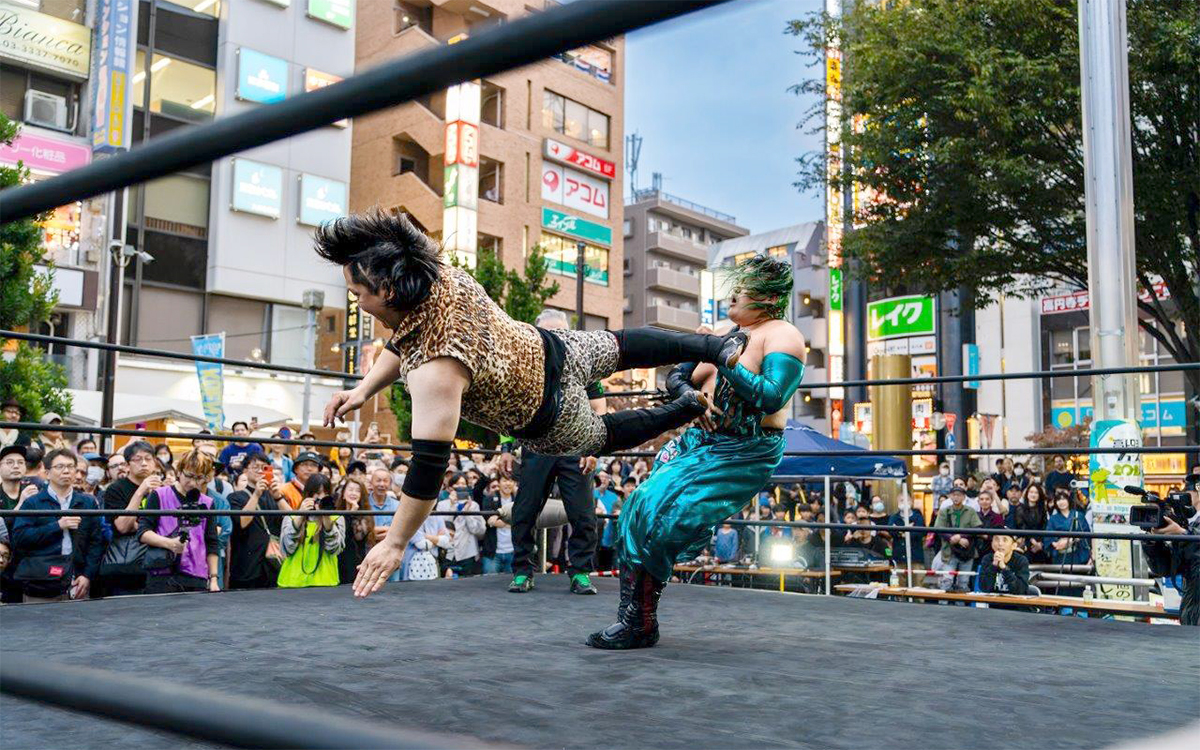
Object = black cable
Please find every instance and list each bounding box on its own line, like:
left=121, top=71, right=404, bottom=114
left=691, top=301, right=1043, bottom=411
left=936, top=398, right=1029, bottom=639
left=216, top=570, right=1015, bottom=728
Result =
left=0, top=1, right=730, bottom=221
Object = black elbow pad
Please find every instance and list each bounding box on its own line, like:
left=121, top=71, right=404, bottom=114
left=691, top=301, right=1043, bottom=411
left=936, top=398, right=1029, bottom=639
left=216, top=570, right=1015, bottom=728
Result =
left=402, top=439, right=453, bottom=500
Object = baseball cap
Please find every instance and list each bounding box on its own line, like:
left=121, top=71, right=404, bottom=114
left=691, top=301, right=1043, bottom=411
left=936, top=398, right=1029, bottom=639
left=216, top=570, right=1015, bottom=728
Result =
left=949, top=486, right=966, bottom=496
left=294, top=451, right=322, bottom=467
left=40, top=412, right=63, bottom=425
left=1, top=444, right=27, bottom=462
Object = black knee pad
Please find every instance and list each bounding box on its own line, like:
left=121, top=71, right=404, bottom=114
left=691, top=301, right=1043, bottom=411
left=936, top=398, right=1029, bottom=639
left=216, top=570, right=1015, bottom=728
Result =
left=402, top=439, right=453, bottom=500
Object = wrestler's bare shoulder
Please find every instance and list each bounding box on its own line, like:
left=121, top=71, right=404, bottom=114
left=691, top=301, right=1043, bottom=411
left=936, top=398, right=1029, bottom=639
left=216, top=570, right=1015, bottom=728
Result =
left=755, top=319, right=806, bottom=357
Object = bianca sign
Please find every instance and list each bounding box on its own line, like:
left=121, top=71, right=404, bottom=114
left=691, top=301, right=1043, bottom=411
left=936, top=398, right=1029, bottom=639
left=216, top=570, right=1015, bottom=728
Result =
left=0, top=0, right=91, bottom=79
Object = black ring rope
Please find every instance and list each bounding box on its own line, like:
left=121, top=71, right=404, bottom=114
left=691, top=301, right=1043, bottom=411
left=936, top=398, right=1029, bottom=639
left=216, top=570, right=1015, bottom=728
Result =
left=1, top=508, right=1194, bottom=544
left=0, top=655, right=508, bottom=750
left=5, top=421, right=1195, bottom=458
left=0, top=0, right=729, bottom=222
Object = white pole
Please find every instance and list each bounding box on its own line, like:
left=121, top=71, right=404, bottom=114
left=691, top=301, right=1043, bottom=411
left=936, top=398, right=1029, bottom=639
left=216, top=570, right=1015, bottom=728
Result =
left=1078, top=0, right=1141, bottom=422
left=301, top=305, right=316, bottom=433
left=823, top=474, right=831, bottom=595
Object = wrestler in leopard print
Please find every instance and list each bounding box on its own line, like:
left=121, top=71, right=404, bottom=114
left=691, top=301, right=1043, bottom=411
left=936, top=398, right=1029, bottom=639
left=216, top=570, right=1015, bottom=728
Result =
left=316, top=208, right=747, bottom=457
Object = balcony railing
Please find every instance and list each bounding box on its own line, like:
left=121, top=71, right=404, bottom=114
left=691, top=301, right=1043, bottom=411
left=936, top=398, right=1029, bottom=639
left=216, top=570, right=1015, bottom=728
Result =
left=646, top=304, right=700, bottom=332
left=646, top=267, right=701, bottom=297
left=632, top=188, right=736, bottom=224
left=647, top=231, right=708, bottom=265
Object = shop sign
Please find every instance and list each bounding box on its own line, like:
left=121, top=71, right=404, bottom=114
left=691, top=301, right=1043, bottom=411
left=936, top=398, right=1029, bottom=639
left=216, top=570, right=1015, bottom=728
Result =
left=231, top=158, right=283, bottom=218
left=297, top=173, right=346, bottom=226
left=307, top=0, right=352, bottom=30
left=0, top=0, right=91, bottom=79
left=541, top=207, right=611, bottom=246
left=866, top=295, right=936, bottom=341
left=90, top=0, right=138, bottom=153
left=543, top=138, right=615, bottom=179
left=237, top=47, right=288, bottom=104
left=541, top=162, right=608, bottom=219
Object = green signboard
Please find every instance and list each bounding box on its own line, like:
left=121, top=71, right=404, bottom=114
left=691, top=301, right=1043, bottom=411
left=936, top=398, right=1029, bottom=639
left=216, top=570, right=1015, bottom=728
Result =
left=541, top=207, right=612, bottom=247
left=829, top=267, right=843, bottom=311
left=866, top=294, right=936, bottom=341
left=307, top=0, right=352, bottom=29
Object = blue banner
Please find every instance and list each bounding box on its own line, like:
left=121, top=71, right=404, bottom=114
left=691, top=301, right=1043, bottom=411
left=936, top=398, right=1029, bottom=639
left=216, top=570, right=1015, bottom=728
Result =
left=964, top=343, right=980, bottom=389
left=191, top=333, right=225, bottom=431
left=237, top=48, right=288, bottom=104
left=90, top=0, right=139, bottom=153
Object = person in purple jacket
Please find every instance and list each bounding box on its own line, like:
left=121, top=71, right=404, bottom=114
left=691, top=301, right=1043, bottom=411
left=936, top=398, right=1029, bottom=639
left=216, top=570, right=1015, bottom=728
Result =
left=137, top=449, right=221, bottom=594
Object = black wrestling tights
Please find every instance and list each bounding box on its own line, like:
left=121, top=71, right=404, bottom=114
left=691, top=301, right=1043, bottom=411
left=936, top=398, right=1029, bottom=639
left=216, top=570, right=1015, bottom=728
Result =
left=609, top=327, right=725, bottom=371
left=599, top=396, right=707, bottom=454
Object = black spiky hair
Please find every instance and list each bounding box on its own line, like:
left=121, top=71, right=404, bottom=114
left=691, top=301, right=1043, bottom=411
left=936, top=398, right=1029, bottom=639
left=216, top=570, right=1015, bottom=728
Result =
left=312, top=207, right=443, bottom=312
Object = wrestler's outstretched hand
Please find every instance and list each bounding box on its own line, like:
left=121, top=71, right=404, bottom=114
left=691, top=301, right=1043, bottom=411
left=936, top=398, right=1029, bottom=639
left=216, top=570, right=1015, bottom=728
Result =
left=324, top=389, right=366, bottom=427
left=353, top=539, right=404, bottom=598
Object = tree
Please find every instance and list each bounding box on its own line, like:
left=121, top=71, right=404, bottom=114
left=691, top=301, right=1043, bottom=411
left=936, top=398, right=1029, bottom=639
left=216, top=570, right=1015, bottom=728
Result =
left=0, top=113, right=71, bottom=422
left=386, top=244, right=561, bottom=444
left=788, top=0, right=1199, bottom=442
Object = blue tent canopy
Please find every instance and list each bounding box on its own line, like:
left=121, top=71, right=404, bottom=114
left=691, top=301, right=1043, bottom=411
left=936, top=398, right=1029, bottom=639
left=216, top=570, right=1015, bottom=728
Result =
left=773, top=421, right=908, bottom=480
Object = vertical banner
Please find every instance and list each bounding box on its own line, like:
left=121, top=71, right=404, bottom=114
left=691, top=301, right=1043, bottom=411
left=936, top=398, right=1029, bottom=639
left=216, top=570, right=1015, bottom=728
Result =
left=90, top=0, right=139, bottom=153
left=963, top=343, right=980, bottom=389
left=343, top=290, right=360, bottom=374
left=1088, top=419, right=1144, bottom=602
left=191, top=334, right=226, bottom=431
left=442, top=77, right=481, bottom=266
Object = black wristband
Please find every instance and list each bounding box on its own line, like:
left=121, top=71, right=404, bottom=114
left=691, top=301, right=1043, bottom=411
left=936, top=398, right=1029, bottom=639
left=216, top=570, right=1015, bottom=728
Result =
left=402, top=439, right=452, bottom=501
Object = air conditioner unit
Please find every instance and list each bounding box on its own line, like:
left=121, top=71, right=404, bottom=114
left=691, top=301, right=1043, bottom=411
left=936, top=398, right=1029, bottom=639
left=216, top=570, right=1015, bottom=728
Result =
left=25, top=91, right=70, bottom=132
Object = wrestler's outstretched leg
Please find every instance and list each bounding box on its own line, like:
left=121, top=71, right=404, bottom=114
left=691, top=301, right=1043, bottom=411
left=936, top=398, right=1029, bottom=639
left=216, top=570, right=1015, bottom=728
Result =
left=609, top=328, right=746, bottom=371
left=586, top=563, right=665, bottom=650
left=597, top=391, right=709, bottom=453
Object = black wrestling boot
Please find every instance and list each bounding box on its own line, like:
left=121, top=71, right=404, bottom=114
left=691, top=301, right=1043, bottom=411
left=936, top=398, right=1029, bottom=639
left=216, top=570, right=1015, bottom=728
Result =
left=586, top=565, right=665, bottom=650
left=598, top=390, right=710, bottom=453
left=612, top=328, right=747, bottom=371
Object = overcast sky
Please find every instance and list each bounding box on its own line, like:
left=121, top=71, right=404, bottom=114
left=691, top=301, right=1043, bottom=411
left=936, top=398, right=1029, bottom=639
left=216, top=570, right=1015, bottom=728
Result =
left=625, top=0, right=825, bottom=234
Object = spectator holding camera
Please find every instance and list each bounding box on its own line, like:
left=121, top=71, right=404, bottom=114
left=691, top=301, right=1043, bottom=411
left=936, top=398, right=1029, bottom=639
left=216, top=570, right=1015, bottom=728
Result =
left=227, top=453, right=282, bottom=590
left=2, top=445, right=40, bottom=602
left=278, top=474, right=345, bottom=588
left=137, top=449, right=221, bottom=594
left=278, top=451, right=323, bottom=510
left=97, top=440, right=163, bottom=597
left=1142, top=477, right=1200, bottom=625
left=1043, top=488, right=1091, bottom=569
left=437, top=472, right=486, bottom=577
left=976, top=533, right=1030, bottom=595
left=11, top=448, right=105, bottom=602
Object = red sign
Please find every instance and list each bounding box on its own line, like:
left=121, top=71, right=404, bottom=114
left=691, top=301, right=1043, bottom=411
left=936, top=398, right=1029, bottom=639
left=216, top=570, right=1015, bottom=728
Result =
left=444, top=121, right=479, bottom=168
left=944, top=413, right=957, bottom=432
left=544, top=138, right=615, bottom=180
left=1040, top=282, right=1171, bottom=316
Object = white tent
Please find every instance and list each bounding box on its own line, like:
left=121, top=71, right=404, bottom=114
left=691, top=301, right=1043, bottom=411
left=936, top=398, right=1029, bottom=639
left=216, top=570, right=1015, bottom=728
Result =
left=64, top=389, right=293, bottom=432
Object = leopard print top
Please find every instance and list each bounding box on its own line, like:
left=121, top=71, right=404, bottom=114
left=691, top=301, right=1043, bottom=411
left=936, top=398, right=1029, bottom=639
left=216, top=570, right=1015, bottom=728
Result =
left=386, top=266, right=544, bottom=435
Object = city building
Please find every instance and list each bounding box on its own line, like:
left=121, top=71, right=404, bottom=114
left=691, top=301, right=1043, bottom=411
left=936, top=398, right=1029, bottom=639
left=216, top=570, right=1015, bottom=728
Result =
left=352, top=0, right=625, bottom=338
left=622, top=186, right=747, bottom=333
left=707, top=223, right=828, bottom=433
left=6, top=1, right=357, bottom=443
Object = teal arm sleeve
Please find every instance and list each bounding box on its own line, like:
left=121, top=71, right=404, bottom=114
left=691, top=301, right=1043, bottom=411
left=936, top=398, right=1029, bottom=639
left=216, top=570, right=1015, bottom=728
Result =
left=718, top=352, right=805, bottom=413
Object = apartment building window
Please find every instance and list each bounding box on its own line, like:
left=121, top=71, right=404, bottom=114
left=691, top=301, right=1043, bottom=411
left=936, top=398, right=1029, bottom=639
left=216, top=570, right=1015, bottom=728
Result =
left=553, top=44, right=613, bottom=84
left=767, top=244, right=789, bottom=259
left=0, top=64, right=82, bottom=134
left=732, top=251, right=757, bottom=265
left=479, top=157, right=503, bottom=203
left=623, top=218, right=632, bottom=237
left=481, top=81, right=504, bottom=128
left=394, top=1, right=433, bottom=34
left=542, top=90, right=609, bottom=149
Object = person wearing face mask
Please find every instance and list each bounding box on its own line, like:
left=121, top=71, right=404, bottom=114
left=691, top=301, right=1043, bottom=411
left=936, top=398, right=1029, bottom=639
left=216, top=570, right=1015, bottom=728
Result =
left=887, top=493, right=925, bottom=571
left=931, top=463, right=954, bottom=500
left=1009, top=462, right=1031, bottom=493
left=974, top=490, right=1007, bottom=558
left=436, top=472, right=486, bottom=577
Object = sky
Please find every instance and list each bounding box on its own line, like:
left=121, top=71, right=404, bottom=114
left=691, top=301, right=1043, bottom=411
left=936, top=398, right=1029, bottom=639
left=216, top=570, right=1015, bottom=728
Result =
left=624, top=0, right=825, bottom=234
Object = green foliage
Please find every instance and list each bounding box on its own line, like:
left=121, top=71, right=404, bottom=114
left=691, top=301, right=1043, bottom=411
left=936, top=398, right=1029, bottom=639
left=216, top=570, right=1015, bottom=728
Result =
left=788, top=0, right=1199, bottom=410
left=0, top=113, right=70, bottom=421
left=505, top=244, right=560, bottom=325
left=387, top=382, right=413, bottom=442
left=473, top=245, right=508, bottom=305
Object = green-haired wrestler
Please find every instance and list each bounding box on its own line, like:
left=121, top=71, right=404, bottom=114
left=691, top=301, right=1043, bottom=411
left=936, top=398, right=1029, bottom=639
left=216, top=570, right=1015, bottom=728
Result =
left=587, top=255, right=806, bottom=649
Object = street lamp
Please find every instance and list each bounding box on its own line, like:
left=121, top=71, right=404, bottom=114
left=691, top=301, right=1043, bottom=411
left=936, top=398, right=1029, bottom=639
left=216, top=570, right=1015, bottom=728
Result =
left=299, top=289, right=325, bottom=432
left=99, top=241, right=155, bottom=452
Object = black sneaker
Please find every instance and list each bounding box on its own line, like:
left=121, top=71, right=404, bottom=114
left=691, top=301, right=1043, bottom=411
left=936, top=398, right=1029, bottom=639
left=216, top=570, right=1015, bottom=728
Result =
left=507, top=574, right=534, bottom=593
left=570, top=573, right=598, bottom=595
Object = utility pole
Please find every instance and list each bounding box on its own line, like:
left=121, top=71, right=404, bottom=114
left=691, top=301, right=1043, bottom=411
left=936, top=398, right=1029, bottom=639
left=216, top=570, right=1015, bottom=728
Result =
left=575, top=241, right=586, bottom=330
left=300, top=289, right=325, bottom=432
left=1079, top=0, right=1140, bottom=423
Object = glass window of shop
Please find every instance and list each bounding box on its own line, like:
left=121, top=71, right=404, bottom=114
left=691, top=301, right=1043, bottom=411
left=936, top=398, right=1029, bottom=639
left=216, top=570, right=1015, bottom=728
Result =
left=553, top=44, right=613, bottom=84
left=131, top=50, right=216, bottom=122
left=120, top=284, right=204, bottom=354
left=539, top=233, right=609, bottom=286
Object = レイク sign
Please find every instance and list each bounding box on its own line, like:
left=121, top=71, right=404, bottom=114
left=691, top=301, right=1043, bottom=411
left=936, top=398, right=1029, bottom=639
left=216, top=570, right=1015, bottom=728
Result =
left=867, top=295, right=936, bottom=341
left=543, top=138, right=615, bottom=180
left=542, top=207, right=612, bottom=247
left=231, top=158, right=283, bottom=218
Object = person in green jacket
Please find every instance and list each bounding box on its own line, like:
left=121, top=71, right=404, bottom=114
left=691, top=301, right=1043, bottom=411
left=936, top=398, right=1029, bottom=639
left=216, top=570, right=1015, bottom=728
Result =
left=934, top=487, right=982, bottom=591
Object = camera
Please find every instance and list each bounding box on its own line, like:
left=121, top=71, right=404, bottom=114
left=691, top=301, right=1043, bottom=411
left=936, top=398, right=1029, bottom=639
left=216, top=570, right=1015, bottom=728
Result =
left=1125, top=475, right=1198, bottom=531
left=316, top=495, right=337, bottom=512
